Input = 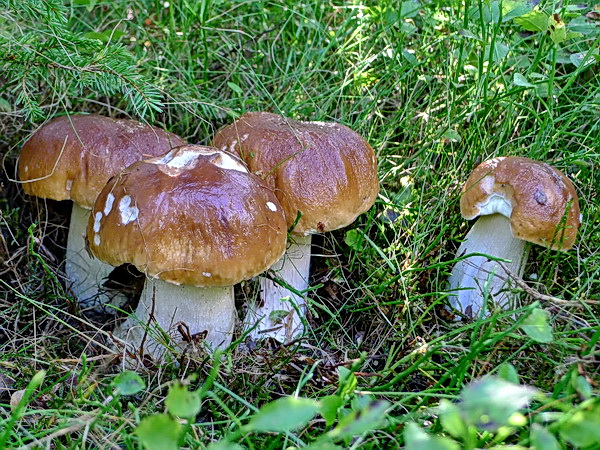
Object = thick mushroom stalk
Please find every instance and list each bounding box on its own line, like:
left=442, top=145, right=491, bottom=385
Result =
left=114, top=281, right=235, bottom=360
left=447, top=214, right=528, bottom=318
left=66, top=204, right=128, bottom=312
left=244, top=235, right=311, bottom=342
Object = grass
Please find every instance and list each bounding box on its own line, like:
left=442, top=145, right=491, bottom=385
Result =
left=1, top=0, right=599, bottom=448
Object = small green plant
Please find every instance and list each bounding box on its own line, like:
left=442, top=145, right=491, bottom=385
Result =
left=0, top=370, right=46, bottom=448
left=405, top=371, right=600, bottom=449
left=132, top=358, right=391, bottom=449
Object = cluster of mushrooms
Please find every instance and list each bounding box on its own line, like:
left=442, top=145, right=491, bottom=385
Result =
left=17, top=113, right=581, bottom=363
left=18, top=112, right=379, bottom=362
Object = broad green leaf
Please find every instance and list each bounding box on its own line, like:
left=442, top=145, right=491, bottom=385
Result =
left=269, top=309, right=290, bottom=323
left=442, top=129, right=462, bottom=143
left=400, top=21, right=418, bottom=35
left=513, top=73, right=535, bottom=88
left=246, top=396, right=320, bottom=433
left=514, top=11, right=548, bottom=32
left=227, top=82, right=244, bottom=95
left=458, top=29, right=480, bottom=40
left=520, top=308, right=553, bottom=343
left=570, top=51, right=598, bottom=68
left=502, top=1, right=534, bottom=21
left=305, top=443, right=344, bottom=450
left=404, top=423, right=460, bottom=450
left=497, top=362, right=520, bottom=384
left=573, top=375, right=593, bottom=399
left=383, top=8, right=398, bottom=25
left=484, top=42, right=510, bottom=62
left=350, top=394, right=375, bottom=411
left=74, top=0, right=97, bottom=11
left=165, top=383, right=201, bottom=419
left=468, top=2, right=500, bottom=23
left=559, top=407, right=600, bottom=448
left=547, top=14, right=567, bottom=44
left=438, top=400, right=467, bottom=439
left=568, top=15, right=598, bottom=35
left=530, top=424, right=560, bottom=450
left=330, top=400, right=390, bottom=439
left=459, top=376, right=537, bottom=430
left=206, top=442, right=245, bottom=450
left=402, top=49, right=418, bottom=64
left=337, top=367, right=357, bottom=398
left=29, top=370, right=46, bottom=390
left=135, top=414, right=182, bottom=450
left=320, top=395, right=343, bottom=427
left=112, top=371, right=145, bottom=396
left=399, top=1, right=420, bottom=18
left=345, top=229, right=363, bottom=250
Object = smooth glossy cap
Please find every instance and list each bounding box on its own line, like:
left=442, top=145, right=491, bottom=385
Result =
left=460, top=156, right=580, bottom=250
left=213, top=112, right=379, bottom=235
left=18, top=114, right=185, bottom=208
left=86, top=145, right=288, bottom=287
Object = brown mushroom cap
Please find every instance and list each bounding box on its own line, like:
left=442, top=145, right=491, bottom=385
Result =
left=212, top=112, right=379, bottom=235
left=86, top=145, right=288, bottom=287
left=18, top=114, right=185, bottom=208
left=460, top=156, right=581, bottom=250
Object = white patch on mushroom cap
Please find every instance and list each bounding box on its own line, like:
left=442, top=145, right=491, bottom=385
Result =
left=164, top=151, right=200, bottom=169
left=93, top=211, right=103, bottom=233
left=149, top=148, right=201, bottom=176
left=93, top=234, right=101, bottom=246
left=228, top=139, right=238, bottom=153
left=202, top=272, right=212, bottom=277
left=266, top=201, right=277, bottom=212
left=305, top=120, right=337, bottom=128
left=66, top=180, right=73, bottom=191
left=476, top=193, right=513, bottom=218
left=240, top=133, right=249, bottom=142
left=118, top=195, right=139, bottom=225
left=104, top=193, right=115, bottom=215
left=149, top=146, right=248, bottom=175
left=210, top=151, right=248, bottom=173
left=480, top=175, right=495, bottom=195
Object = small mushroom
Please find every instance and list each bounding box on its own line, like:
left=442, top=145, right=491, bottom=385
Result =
left=213, top=112, right=379, bottom=342
left=86, top=145, right=288, bottom=361
left=448, top=156, right=581, bottom=318
left=18, top=114, right=185, bottom=312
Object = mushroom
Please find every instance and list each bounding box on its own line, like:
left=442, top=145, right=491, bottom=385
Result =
left=18, top=114, right=185, bottom=313
left=448, top=156, right=581, bottom=318
left=213, top=112, right=379, bottom=343
left=86, top=145, right=288, bottom=360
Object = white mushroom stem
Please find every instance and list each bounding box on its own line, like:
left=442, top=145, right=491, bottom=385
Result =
left=65, top=203, right=128, bottom=312
left=245, top=234, right=312, bottom=343
left=114, top=280, right=236, bottom=361
left=448, top=214, right=529, bottom=319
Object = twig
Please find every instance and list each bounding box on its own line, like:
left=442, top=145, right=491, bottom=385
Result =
left=498, top=261, right=599, bottom=306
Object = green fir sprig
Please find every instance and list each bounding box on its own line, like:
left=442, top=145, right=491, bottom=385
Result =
left=0, top=0, right=163, bottom=121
